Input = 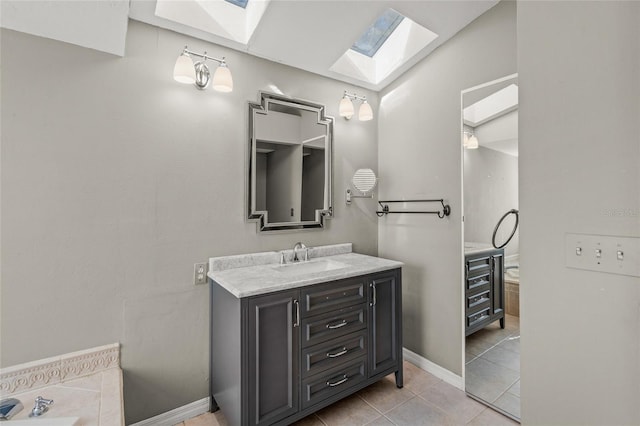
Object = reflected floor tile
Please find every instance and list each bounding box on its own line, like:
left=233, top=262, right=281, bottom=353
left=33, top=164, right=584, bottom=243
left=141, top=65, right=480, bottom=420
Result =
left=385, top=396, right=454, bottom=426
left=465, top=358, right=519, bottom=403
left=418, top=380, right=486, bottom=424
left=493, top=392, right=521, bottom=420
left=507, top=380, right=520, bottom=397
left=480, top=345, right=520, bottom=372
left=467, top=407, right=520, bottom=426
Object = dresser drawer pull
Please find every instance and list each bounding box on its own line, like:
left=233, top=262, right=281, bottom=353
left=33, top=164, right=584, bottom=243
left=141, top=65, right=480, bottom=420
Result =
left=326, top=319, right=348, bottom=329
left=326, top=347, right=348, bottom=358
left=326, top=374, right=349, bottom=387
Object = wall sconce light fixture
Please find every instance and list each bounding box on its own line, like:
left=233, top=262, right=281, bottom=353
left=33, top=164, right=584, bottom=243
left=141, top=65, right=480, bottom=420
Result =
left=173, top=46, right=233, bottom=92
left=463, top=131, right=479, bottom=149
left=339, top=91, right=373, bottom=121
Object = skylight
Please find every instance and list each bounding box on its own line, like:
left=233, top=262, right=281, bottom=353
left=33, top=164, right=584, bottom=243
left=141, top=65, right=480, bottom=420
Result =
left=225, top=0, right=248, bottom=9
left=330, top=9, right=438, bottom=85
left=351, top=9, right=404, bottom=58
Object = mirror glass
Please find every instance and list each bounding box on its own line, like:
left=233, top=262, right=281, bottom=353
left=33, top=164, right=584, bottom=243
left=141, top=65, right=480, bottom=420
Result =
left=248, top=92, right=333, bottom=232
left=462, top=75, right=520, bottom=421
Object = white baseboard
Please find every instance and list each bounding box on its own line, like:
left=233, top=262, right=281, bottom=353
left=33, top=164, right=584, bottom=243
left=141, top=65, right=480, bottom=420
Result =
left=129, top=397, right=210, bottom=426
left=403, top=347, right=464, bottom=391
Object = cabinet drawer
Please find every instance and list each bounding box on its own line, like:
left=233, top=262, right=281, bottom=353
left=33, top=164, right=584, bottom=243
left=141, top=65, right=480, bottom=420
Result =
left=467, top=256, right=491, bottom=278
left=300, top=304, right=367, bottom=348
left=300, top=277, right=366, bottom=318
left=301, top=357, right=367, bottom=409
left=467, top=307, right=491, bottom=328
left=467, top=273, right=490, bottom=292
left=301, top=330, right=367, bottom=378
left=466, top=290, right=491, bottom=312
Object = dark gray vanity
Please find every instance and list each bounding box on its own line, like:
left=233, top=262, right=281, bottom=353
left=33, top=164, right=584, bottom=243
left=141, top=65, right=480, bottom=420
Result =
left=208, top=245, right=403, bottom=425
left=464, top=246, right=505, bottom=336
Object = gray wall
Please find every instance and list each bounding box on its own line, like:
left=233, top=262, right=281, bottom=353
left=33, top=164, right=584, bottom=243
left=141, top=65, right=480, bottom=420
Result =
left=464, top=146, right=519, bottom=256
left=378, top=1, right=516, bottom=376
left=0, top=20, right=379, bottom=423
left=518, top=2, right=640, bottom=424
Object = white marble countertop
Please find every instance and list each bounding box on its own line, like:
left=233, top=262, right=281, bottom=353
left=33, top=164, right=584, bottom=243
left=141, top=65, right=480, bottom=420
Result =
left=208, top=244, right=403, bottom=298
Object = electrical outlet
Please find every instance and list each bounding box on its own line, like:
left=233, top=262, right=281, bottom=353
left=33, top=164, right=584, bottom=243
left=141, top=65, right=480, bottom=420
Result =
left=194, top=262, right=208, bottom=285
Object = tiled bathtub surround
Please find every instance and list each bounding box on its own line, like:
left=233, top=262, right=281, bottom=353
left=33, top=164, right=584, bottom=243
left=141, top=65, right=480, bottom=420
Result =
left=0, top=343, right=123, bottom=425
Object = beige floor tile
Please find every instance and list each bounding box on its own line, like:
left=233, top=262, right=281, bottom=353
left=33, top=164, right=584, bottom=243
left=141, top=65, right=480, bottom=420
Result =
left=402, top=361, right=442, bottom=394
left=467, top=407, right=519, bottom=426
left=316, top=393, right=381, bottom=426
left=291, top=413, right=326, bottom=425
left=365, top=415, right=394, bottom=425
left=418, top=380, right=485, bottom=424
left=183, top=411, right=228, bottom=426
left=385, top=396, right=455, bottom=426
left=358, top=374, right=414, bottom=413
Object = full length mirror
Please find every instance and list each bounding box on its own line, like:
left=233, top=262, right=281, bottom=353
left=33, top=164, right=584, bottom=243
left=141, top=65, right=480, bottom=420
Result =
left=248, top=92, right=333, bottom=232
left=462, top=74, right=521, bottom=421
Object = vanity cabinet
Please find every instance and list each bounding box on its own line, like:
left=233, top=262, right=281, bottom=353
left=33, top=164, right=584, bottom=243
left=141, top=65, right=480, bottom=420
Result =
left=210, top=268, right=402, bottom=426
left=465, top=249, right=505, bottom=336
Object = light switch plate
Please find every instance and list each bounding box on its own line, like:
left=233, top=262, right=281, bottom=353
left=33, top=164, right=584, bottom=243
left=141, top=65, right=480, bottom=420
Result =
left=565, top=233, right=640, bottom=277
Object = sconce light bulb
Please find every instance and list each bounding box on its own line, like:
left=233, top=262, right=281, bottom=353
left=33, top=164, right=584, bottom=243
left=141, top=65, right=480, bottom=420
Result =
left=212, top=62, right=233, bottom=92
left=358, top=100, right=373, bottom=121
left=467, top=134, right=479, bottom=149
left=339, top=96, right=355, bottom=119
left=173, top=52, right=196, bottom=84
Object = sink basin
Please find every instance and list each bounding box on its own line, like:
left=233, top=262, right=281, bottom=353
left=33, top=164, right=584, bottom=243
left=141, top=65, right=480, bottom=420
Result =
left=5, top=418, right=79, bottom=426
left=271, top=259, right=348, bottom=276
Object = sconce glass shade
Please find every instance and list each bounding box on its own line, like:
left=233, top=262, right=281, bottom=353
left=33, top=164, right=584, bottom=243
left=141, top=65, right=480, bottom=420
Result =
left=339, top=97, right=355, bottom=118
left=173, top=53, right=196, bottom=84
left=467, top=134, right=479, bottom=149
left=358, top=100, right=373, bottom=121
left=463, top=133, right=469, bottom=148
left=212, top=64, right=233, bottom=92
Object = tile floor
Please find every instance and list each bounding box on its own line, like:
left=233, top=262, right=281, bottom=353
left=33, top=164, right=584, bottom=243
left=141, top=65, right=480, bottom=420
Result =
left=465, top=314, right=520, bottom=420
left=176, top=361, right=518, bottom=426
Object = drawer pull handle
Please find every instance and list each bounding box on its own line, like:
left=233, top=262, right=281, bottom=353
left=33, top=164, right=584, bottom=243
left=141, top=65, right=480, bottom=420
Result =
left=326, top=347, right=348, bottom=358
left=326, top=319, right=347, bottom=329
left=326, top=374, right=349, bottom=387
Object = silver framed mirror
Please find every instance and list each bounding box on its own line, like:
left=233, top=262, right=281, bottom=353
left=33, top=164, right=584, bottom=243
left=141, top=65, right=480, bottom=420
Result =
left=247, top=92, right=334, bottom=232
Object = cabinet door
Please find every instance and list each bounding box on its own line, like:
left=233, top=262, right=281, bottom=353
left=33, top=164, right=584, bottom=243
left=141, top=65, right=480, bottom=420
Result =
left=247, top=290, right=299, bottom=425
left=490, top=253, right=505, bottom=319
left=368, top=271, right=402, bottom=377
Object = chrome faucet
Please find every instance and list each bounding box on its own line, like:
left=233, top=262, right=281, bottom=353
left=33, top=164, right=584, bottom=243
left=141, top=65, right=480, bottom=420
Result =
left=0, top=398, right=23, bottom=420
left=292, top=242, right=309, bottom=262
left=29, top=396, right=53, bottom=417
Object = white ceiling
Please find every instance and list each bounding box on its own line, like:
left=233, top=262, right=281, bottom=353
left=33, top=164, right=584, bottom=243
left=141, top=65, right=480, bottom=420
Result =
left=1, top=0, right=499, bottom=92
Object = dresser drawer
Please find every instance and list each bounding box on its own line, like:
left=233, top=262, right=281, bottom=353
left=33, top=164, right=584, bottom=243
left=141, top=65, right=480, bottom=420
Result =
left=300, top=303, right=367, bottom=348
left=301, top=357, right=367, bottom=409
left=466, top=289, right=491, bottom=312
left=467, top=307, right=491, bottom=328
left=467, top=255, right=491, bottom=278
left=466, top=273, right=490, bottom=292
left=301, top=330, right=367, bottom=378
left=300, top=277, right=366, bottom=318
